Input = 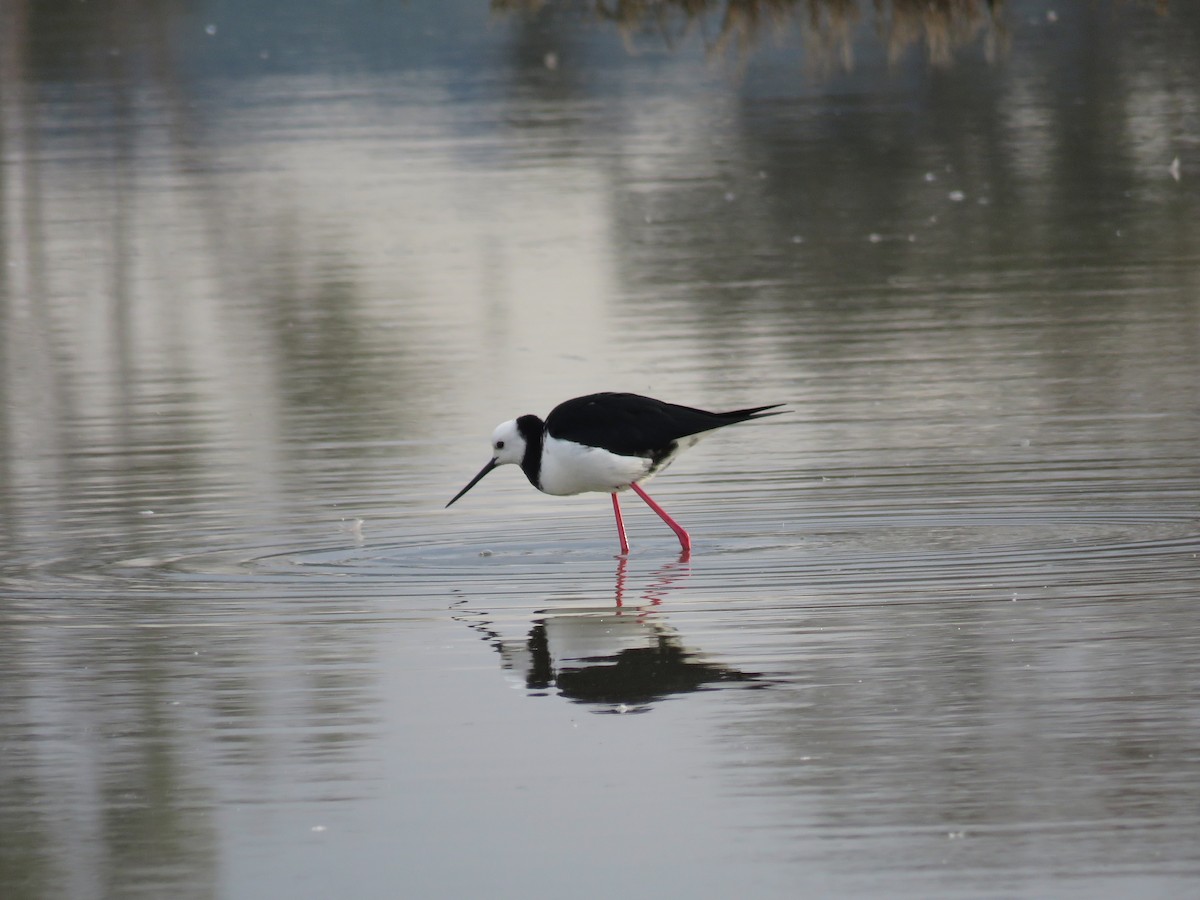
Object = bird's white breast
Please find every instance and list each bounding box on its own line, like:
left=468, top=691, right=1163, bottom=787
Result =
left=537, top=436, right=655, bottom=496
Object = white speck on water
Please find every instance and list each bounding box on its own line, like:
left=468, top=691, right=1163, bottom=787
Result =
left=139, top=509, right=155, bottom=516
left=340, top=517, right=365, bottom=541
left=924, top=172, right=937, bottom=182
left=205, top=23, right=217, bottom=36
left=791, top=235, right=804, bottom=244
left=543, top=51, right=558, bottom=70
left=948, top=190, right=965, bottom=202
left=311, top=825, right=327, bottom=833
left=1046, top=10, right=1058, bottom=23
left=868, top=233, right=883, bottom=243
left=1169, top=156, right=1181, bottom=181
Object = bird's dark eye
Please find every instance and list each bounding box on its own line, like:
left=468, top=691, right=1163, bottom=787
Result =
left=496, top=440, right=505, bottom=449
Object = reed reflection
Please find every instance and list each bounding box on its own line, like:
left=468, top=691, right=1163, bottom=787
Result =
left=492, top=0, right=1011, bottom=66
left=462, top=555, right=760, bottom=712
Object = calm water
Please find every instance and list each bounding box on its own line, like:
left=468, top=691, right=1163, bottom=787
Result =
left=3, top=1, right=1200, bottom=897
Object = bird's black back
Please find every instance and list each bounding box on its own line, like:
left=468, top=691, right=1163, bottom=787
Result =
left=544, top=392, right=782, bottom=457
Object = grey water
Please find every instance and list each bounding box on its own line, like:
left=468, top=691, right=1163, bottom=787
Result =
left=2, top=1, right=1200, bottom=897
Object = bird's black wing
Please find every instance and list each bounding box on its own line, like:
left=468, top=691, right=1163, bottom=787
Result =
left=545, top=392, right=776, bottom=457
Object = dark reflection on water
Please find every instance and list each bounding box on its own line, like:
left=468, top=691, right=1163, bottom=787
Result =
left=459, top=556, right=762, bottom=710
left=3, top=0, right=1200, bottom=897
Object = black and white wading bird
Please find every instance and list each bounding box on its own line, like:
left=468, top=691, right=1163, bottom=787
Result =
left=446, top=392, right=784, bottom=555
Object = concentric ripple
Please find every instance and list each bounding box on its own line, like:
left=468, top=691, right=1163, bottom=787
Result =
left=9, top=503, right=1192, bottom=614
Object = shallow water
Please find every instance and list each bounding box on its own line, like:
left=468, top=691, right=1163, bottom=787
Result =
left=3, top=1, right=1200, bottom=897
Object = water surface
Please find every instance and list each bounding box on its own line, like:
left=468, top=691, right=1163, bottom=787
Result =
left=2, top=2, right=1200, bottom=897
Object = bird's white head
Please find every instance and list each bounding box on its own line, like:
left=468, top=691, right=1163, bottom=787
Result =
left=489, top=419, right=526, bottom=467
left=446, top=416, right=538, bottom=508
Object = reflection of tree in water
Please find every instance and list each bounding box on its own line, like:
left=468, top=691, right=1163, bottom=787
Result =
left=492, top=0, right=1017, bottom=67
left=0, top=5, right=399, bottom=896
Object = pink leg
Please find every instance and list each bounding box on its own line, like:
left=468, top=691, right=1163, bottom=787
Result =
left=611, top=492, right=630, bottom=555
left=630, top=483, right=692, bottom=554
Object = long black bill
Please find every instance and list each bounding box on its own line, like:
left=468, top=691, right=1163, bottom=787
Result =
left=446, top=458, right=498, bottom=508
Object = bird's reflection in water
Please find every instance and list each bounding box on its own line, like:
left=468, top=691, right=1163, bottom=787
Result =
left=462, top=555, right=760, bottom=713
